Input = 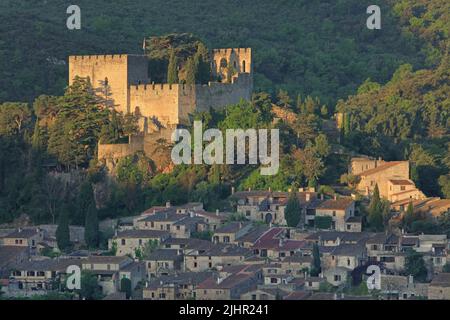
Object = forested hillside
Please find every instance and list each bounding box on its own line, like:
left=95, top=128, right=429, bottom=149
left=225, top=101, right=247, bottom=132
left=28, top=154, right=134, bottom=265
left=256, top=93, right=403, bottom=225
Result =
left=0, top=0, right=448, bottom=233
left=0, top=0, right=426, bottom=106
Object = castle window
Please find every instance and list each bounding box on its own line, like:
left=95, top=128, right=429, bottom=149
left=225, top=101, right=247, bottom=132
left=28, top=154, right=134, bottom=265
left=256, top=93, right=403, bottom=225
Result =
left=243, top=60, right=246, bottom=72
left=220, top=58, right=227, bottom=68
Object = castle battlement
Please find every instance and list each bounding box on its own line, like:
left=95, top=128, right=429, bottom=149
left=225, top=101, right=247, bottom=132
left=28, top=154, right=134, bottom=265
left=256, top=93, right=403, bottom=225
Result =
left=212, top=48, right=252, bottom=55
left=69, top=54, right=146, bottom=60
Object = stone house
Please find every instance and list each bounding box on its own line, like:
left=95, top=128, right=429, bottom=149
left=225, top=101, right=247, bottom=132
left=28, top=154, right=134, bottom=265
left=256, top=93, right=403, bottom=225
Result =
left=322, top=244, right=367, bottom=270
left=144, top=249, right=183, bottom=278
left=142, top=271, right=212, bottom=300
left=184, top=245, right=252, bottom=272
left=241, top=288, right=290, bottom=300
left=212, top=221, right=253, bottom=244
left=7, top=258, right=83, bottom=296
left=380, top=274, right=428, bottom=300
left=350, top=158, right=425, bottom=202
left=428, top=273, right=450, bottom=300
left=1, top=228, right=45, bottom=255
left=312, top=198, right=356, bottom=231
left=365, top=233, right=405, bottom=272
left=108, top=229, right=170, bottom=257
left=323, top=266, right=351, bottom=287
left=81, top=256, right=143, bottom=296
left=195, top=264, right=262, bottom=300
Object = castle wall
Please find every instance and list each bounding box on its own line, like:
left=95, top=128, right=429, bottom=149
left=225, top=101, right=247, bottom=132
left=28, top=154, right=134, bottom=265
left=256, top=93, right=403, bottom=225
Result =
left=129, top=84, right=180, bottom=126
left=69, top=54, right=148, bottom=114
left=194, top=73, right=252, bottom=112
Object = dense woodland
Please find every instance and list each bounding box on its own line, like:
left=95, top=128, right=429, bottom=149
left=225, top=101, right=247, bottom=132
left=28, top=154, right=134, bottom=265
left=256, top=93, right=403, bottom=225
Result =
left=0, top=1, right=448, bottom=242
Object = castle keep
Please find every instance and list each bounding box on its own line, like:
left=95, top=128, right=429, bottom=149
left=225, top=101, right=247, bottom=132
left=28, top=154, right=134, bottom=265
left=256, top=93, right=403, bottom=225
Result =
left=68, top=48, right=253, bottom=170
left=69, top=48, right=252, bottom=128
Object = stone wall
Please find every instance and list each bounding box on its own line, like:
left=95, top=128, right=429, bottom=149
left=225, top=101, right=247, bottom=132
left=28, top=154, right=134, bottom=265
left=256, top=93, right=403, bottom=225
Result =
left=69, top=54, right=148, bottom=114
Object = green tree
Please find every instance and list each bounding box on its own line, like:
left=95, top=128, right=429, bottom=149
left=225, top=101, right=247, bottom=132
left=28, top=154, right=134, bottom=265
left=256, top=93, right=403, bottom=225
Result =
left=404, top=250, right=427, bottom=282
left=167, top=49, right=178, bottom=84
left=79, top=182, right=99, bottom=248
left=277, top=89, right=292, bottom=109
left=79, top=271, right=103, bottom=300
left=185, top=57, right=196, bottom=85
left=285, top=193, right=301, bottom=227
left=120, top=277, right=132, bottom=299
left=367, top=184, right=383, bottom=231
left=311, top=243, right=321, bottom=276
left=56, top=203, right=71, bottom=252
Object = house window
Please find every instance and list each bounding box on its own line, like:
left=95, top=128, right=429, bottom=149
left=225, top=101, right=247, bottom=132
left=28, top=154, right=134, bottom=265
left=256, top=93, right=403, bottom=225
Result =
left=251, top=294, right=257, bottom=300
left=334, top=275, right=341, bottom=282
left=347, top=224, right=351, bottom=230
left=121, top=239, right=126, bottom=245
left=332, top=211, right=336, bottom=217
left=347, top=258, right=351, bottom=266
left=271, top=278, right=278, bottom=284
left=209, top=263, right=212, bottom=268
left=194, top=262, right=198, bottom=268
left=242, top=60, right=246, bottom=73
left=139, top=239, right=143, bottom=245
left=176, top=226, right=180, bottom=230
left=159, top=293, right=166, bottom=299
left=151, top=222, right=154, bottom=228
left=401, top=186, right=406, bottom=191
left=246, top=210, right=251, bottom=217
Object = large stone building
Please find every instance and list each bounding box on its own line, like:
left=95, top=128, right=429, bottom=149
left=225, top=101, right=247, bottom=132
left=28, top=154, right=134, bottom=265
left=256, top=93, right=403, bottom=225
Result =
left=69, top=48, right=252, bottom=128
left=349, top=157, right=425, bottom=202
left=68, top=47, right=253, bottom=169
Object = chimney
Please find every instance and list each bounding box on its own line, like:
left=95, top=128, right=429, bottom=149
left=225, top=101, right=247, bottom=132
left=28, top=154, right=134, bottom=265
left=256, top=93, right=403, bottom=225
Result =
left=306, top=193, right=311, bottom=202
left=408, top=275, right=414, bottom=285
left=279, top=238, right=284, bottom=247
left=166, top=201, right=171, bottom=208
left=268, top=187, right=271, bottom=192
left=231, top=187, right=235, bottom=195
left=248, top=188, right=251, bottom=192
left=216, top=209, right=219, bottom=216
left=334, top=194, right=337, bottom=200
left=320, top=193, right=324, bottom=200
left=333, top=293, right=338, bottom=300
left=190, top=211, right=195, bottom=218
left=18, top=228, right=22, bottom=233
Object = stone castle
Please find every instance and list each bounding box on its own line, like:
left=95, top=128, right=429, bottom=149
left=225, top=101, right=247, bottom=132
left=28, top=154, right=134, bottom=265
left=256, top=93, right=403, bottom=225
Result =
left=68, top=47, right=253, bottom=170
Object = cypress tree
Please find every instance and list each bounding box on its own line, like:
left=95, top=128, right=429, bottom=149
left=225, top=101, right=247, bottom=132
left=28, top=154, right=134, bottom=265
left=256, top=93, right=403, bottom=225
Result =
left=185, top=57, right=196, bottom=85
left=285, top=193, right=301, bottom=227
left=311, top=243, right=321, bottom=276
left=167, top=49, right=178, bottom=84
left=368, top=184, right=383, bottom=231
left=56, top=204, right=71, bottom=252
left=78, top=181, right=99, bottom=248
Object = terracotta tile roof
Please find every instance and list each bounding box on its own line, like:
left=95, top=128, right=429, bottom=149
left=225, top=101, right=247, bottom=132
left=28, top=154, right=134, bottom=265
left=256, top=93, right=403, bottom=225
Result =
left=389, top=179, right=414, bottom=186
left=114, top=229, right=170, bottom=239
left=357, top=161, right=405, bottom=177
left=316, top=198, right=354, bottom=210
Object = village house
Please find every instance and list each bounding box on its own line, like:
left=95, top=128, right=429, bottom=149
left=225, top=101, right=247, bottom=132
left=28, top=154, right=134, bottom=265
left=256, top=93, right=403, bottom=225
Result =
left=428, top=273, right=450, bottom=300
left=380, top=274, right=428, bottom=300
left=322, top=267, right=351, bottom=287
left=391, top=197, right=450, bottom=221
left=142, top=272, right=212, bottom=300
left=304, top=231, right=373, bottom=247
left=134, top=207, right=207, bottom=238
left=311, top=197, right=356, bottom=231
left=233, top=190, right=317, bottom=225
left=365, top=233, right=405, bottom=272
left=241, top=288, right=290, bottom=300
left=0, top=246, right=29, bottom=280
left=349, top=157, right=425, bottom=202
left=0, top=228, right=45, bottom=255
left=322, top=244, right=367, bottom=270
left=109, top=229, right=170, bottom=257
left=235, top=225, right=270, bottom=248
left=252, top=228, right=306, bottom=259
left=184, top=244, right=253, bottom=272
left=144, top=249, right=183, bottom=278
left=81, top=256, right=144, bottom=296
left=7, top=258, right=83, bottom=297
left=195, top=264, right=262, bottom=300
left=279, top=254, right=313, bottom=277
left=194, top=210, right=229, bottom=231
left=212, top=221, right=253, bottom=244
